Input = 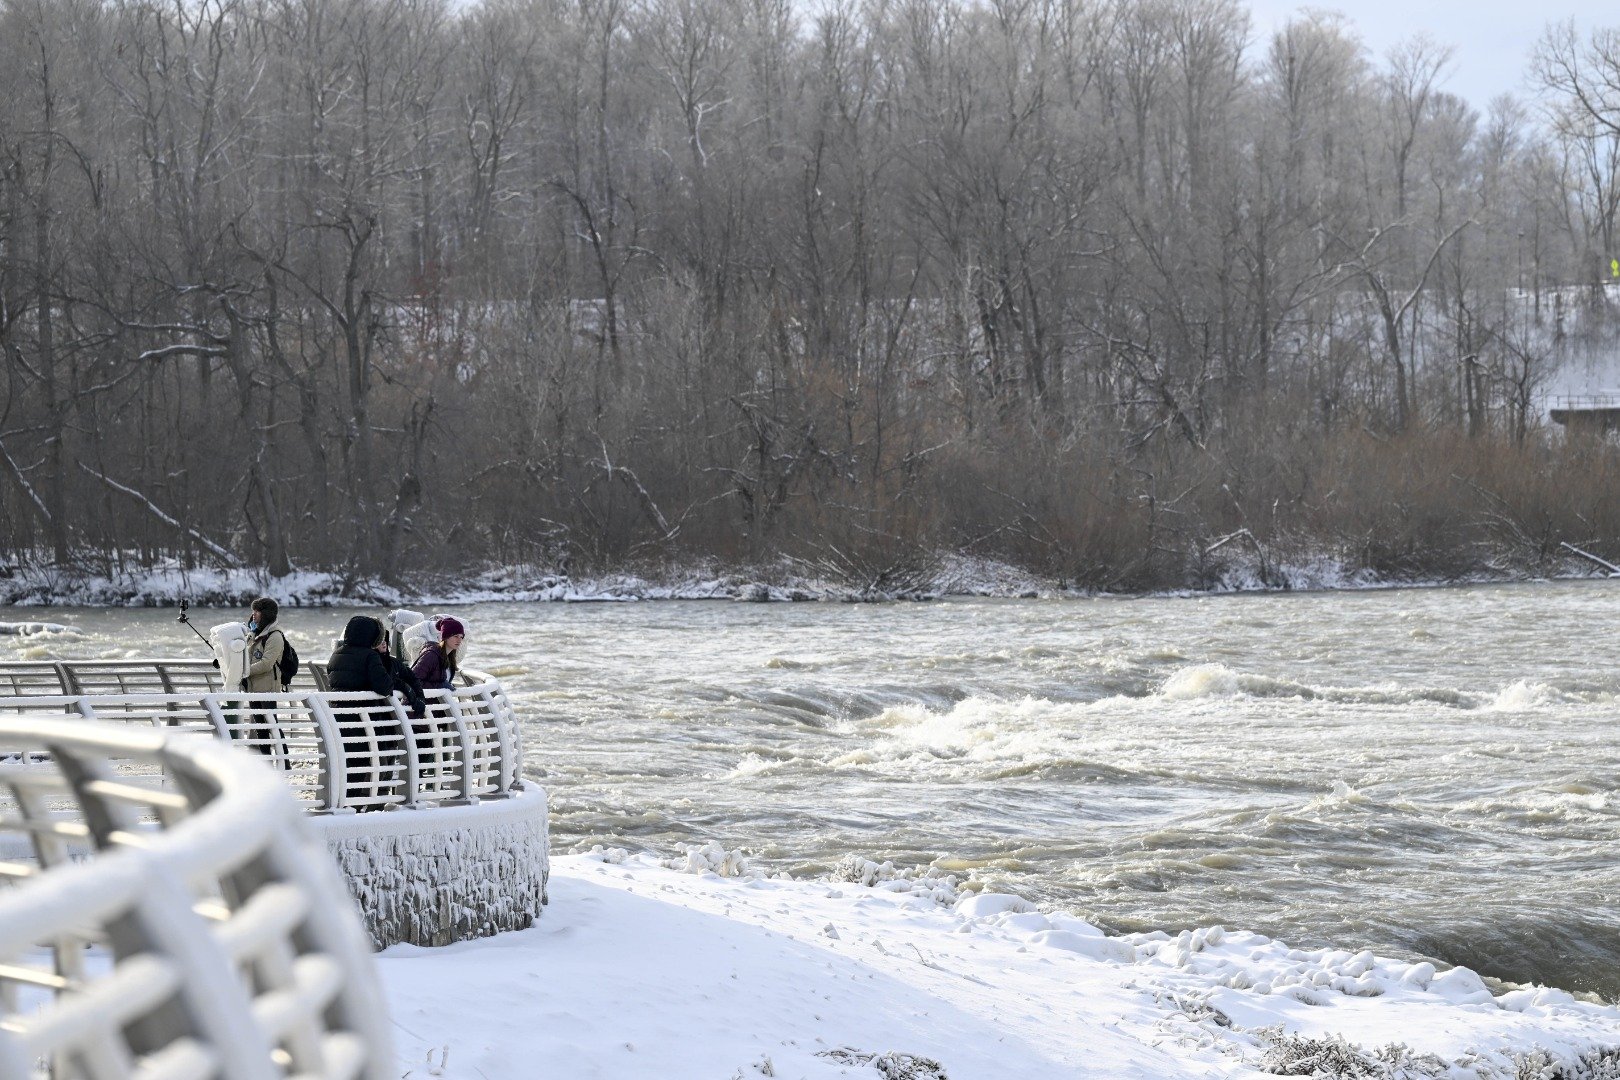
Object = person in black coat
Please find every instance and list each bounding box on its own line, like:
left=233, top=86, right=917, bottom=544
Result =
left=386, top=647, right=428, bottom=720
left=327, top=615, right=393, bottom=696
left=381, top=640, right=439, bottom=787
left=327, top=615, right=402, bottom=806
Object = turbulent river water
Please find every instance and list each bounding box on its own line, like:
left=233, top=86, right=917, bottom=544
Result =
left=7, top=582, right=1618, bottom=998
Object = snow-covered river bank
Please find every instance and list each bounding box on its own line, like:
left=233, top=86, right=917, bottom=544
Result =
left=7, top=581, right=1619, bottom=1006
left=381, top=851, right=1619, bottom=1079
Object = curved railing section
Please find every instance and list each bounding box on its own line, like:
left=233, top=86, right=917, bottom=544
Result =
left=0, top=716, right=394, bottom=1078
left=0, top=660, right=523, bottom=814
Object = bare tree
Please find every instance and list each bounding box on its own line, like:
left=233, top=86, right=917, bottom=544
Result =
left=1534, top=21, right=1620, bottom=279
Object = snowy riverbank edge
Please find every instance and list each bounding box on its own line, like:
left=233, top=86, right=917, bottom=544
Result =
left=378, top=849, right=1620, bottom=1080
left=0, top=550, right=1611, bottom=608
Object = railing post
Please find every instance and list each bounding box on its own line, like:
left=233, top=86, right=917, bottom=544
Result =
left=391, top=696, right=419, bottom=808
left=491, top=683, right=520, bottom=793
left=471, top=686, right=500, bottom=796
left=201, top=695, right=232, bottom=740
left=441, top=693, right=477, bottom=802
left=304, top=695, right=347, bottom=813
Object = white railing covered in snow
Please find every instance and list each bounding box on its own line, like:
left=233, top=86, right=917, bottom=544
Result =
left=0, top=716, right=394, bottom=1078
left=0, top=661, right=523, bottom=814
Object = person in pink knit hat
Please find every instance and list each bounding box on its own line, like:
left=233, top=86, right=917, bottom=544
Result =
left=411, top=615, right=465, bottom=692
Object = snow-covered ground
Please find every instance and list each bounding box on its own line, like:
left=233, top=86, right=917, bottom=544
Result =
left=0, top=554, right=1062, bottom=606
left=378, top=850, right=1620, bottom=1080
left=0, top=550, right=1608, bottom=608
left=0, top=559, right=860, bottom=607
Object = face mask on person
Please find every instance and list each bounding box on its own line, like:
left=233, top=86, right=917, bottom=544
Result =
left=248, top=618, right=259, bottom=632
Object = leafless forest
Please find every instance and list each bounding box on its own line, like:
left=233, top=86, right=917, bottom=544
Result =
left=4, top=0, right=1620, bottom=593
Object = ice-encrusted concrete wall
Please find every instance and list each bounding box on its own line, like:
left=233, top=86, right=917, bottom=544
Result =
left=311, top=783, right=549, bottom=948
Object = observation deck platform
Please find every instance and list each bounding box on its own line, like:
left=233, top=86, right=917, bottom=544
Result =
left=1550, top=394, right=1620, bottom=435
left=0, top=658, right=549, bottom=950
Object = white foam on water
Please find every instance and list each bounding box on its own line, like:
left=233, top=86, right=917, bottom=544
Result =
left=1161, top=663, right=1244, bottom=699
left=1456, top=789, right=1614, bottom=824
left=723, top=753, right=791, bottom=779
left=1489, top=679, right=1569, bottom=710
left=762, top=655, right=820, bottom=670
left=1306, top=781, right=1373, bottom=811
left=0, top=621, right=81, bottom=637
left=1154, top=663, right=1483, bottom=708
left=833, top=697, right=1096, bottom=773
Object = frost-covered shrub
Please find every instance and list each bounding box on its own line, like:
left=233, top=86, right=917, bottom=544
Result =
left=1257, top=1029, right=1446, bottom=1079
left=829, top=854, right=904, bottom=886
left=1165, top=994, right=1232, bottom=1028
left=660, top=840, right=751, bottom=877
left=581, top=844, right=631, bottom=864
left=1516, top=1048, right=1620, bottom=1080
left=828, top=855, right=963, bottom=905
left=818, top=1047, right=949, bottom=1079
left=788, top=538, right=943, bottom=601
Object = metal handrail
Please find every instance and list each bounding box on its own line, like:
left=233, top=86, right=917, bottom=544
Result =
left=0, top=660, right=522, bottom=815
left=0, top=716, right=394, bottom=1078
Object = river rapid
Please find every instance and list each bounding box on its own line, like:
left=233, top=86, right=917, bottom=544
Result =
left=7, top=582, right=1617, bottom=998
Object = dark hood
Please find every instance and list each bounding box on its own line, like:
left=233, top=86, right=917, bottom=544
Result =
left=341, top=615, right=383, bottom=648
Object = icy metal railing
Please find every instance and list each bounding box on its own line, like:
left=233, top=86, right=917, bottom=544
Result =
left=0, top=716, right=394, bottom=1078
left=0, top=662, right=523, bottom=814
left=0, top=659, right=236, bottom=698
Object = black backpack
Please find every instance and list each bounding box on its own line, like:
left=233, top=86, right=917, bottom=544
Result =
left=275, top=631, right=300, bottom=689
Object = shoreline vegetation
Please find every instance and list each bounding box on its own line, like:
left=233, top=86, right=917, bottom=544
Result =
left=8, top=0, right=1620, bottom=598
left=1, top=546, right=1614, bottom=608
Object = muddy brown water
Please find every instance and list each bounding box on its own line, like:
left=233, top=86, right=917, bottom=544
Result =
left=8, top=581, right=1617, bottom=997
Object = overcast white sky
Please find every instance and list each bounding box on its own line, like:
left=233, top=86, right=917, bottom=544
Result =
left=1241, top=0, right=1612, bottom=109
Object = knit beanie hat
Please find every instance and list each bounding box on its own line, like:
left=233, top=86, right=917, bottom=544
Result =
left=437, top=616, right=466, bottom=640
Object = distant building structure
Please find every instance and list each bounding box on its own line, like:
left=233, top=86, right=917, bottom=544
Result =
left=1550, top=394, right=1620, bottom=435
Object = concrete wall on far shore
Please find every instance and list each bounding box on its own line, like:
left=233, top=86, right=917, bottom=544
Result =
left=311, top=783, right=550, bottom=948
